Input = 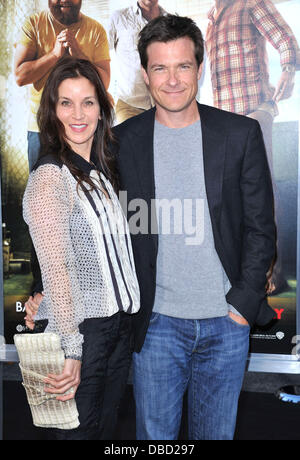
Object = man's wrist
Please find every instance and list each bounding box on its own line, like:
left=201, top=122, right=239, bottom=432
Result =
left=228, top=304, right=243, bottom=317
left=49, top=49, right=62, bottom=61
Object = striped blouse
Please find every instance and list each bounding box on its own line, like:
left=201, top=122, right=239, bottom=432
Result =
left=23, top=151, right=140, bottom=360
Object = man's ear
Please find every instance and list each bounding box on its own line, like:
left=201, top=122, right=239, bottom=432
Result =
left=197, top=62, right=204, bottom=81
left=141, top=66, right=150, bottom=86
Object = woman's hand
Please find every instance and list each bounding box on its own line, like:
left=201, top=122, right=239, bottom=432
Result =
left=24, top=293, right=44, bottom=329
left=44, top=359, right=82, bottom=401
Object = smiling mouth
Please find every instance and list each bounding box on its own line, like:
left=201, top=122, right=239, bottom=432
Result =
left=70, top=124, right=88, bottom=132
left=163, top=90, right=185, bottom=95
left=57, top=4, right=74, bottom=8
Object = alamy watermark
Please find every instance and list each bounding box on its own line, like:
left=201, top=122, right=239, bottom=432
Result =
left=119, top=192, right=205, bottom=246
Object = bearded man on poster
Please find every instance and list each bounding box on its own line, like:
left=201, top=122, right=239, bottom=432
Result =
left=14, top=0, right=110, bottom=172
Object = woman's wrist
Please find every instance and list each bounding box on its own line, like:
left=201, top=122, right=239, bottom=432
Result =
left=65, top=354, right=82, bottom=362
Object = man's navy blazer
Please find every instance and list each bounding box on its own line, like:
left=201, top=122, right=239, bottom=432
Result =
left=113, top=103, right=276, bottom=353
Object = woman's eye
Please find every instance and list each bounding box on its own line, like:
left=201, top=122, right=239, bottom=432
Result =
left=84, top=100, right=94, bottom=106
left=61, top=100, right=71, bottom=107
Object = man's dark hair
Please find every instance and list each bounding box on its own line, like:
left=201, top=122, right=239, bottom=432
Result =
left=138, top=14, right=204, bottom=70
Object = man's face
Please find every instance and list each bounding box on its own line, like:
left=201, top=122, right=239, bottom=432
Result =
left=49, top=0, right=82, bottom=25
left=138, top=0, right=159, bottom=9
left=142, top=37, right=202, bottom=117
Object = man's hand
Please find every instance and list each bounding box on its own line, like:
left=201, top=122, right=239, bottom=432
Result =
left=273, top=70, right=295, bottom=102
left=228, top=311, right=249, bottom=326
left=24, top=292, right=44, bottom=329
left=57, top=29, right=83, bottom=58
left=44, top=359, right=81, bottom=401
left=51, top=34, right=68, bottom=59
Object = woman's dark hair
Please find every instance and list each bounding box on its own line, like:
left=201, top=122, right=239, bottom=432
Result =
left=37, top=56, right=118, bottom=191
left=138, top=14, right=204, bottom=71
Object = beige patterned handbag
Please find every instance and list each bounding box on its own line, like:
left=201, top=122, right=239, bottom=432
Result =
left=14, top=333, right=80, bottom=430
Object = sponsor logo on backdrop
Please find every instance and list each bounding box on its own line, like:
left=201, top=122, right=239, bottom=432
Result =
left=251, top=332, right=285, bottom=341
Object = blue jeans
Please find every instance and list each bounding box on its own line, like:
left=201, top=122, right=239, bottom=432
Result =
left=133, top=313, right=250, bottom=440
left=27, top=131, right=41, bottom=172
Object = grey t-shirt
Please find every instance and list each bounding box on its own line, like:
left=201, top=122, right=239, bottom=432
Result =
left=152, top=119, right=231, bottom=319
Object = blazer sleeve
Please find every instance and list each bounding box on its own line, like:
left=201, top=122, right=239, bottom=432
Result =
left=226, top=120, right=276, bottom=326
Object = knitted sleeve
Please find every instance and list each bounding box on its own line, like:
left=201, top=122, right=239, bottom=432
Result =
left=23, top=164, right=84, bottom=360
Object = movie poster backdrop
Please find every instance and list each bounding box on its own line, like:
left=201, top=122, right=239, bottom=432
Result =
left=1, top=0, right=300, bottom=357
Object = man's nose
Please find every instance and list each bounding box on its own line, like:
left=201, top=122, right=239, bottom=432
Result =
left=167, top=69, right=180, bottom=85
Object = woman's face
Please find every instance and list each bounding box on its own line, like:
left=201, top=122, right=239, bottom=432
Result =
left=56, top=76, right=100, bottom=160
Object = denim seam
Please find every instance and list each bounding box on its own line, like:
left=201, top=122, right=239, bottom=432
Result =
left=190, top=352, right=197, bottom=440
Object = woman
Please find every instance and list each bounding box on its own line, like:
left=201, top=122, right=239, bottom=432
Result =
left=22, top=56, right=140, bottom=440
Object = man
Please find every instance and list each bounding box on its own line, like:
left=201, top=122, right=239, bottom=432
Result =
left=114, top=15, right=276, bottom=440
left=205, top=0, right=299, bottom=292
left=25, top=15, right=276, bottom=440
left=206, top=0, right=298, bottom=122
left=108, top=0, right=166, bottom=123
left=14, top=0, right=110, bottom=172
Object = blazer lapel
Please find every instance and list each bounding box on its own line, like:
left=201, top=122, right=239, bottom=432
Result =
left=129, top=108, right=158, bottom=253
left=129, top=108, right=156, bottom=201
left=198, top=103, right=227, bottom=227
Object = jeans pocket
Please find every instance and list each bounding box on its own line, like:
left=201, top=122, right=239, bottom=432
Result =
left=149, top=312, right=160, bottom=325
left=226, top=315, right=250, bottom=329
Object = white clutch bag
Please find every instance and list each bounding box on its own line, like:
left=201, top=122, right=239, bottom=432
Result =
left=14, top=333, right=80, bottom=430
